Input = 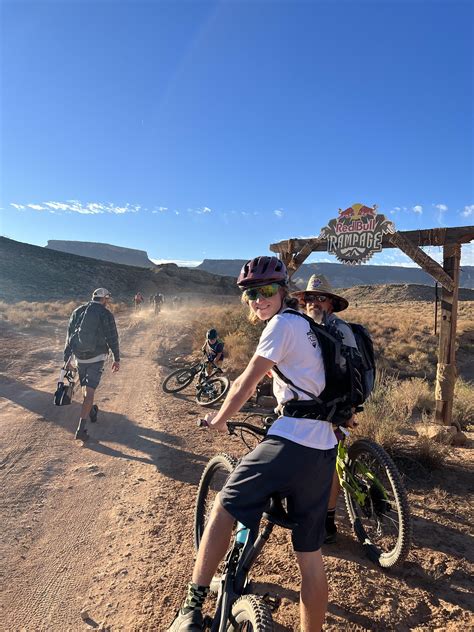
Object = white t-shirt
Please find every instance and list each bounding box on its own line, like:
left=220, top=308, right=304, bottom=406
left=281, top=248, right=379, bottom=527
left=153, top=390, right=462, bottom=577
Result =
left=255, top=311, right=337, bottom=450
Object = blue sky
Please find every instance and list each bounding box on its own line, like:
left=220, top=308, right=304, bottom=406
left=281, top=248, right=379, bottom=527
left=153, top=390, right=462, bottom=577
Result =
left=1, top=0, right=472, bottom=267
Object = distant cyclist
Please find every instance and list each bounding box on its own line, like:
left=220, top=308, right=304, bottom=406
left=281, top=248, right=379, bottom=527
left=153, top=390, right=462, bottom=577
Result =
left=201, top=328, right=224, bottom=374
left=63, top=288, right=120, bottom=442
left=152, top=292, right=164, bottom=315
left=134, top=292, right=144, bottom=310
left=167, top=257, right=339, bottom=632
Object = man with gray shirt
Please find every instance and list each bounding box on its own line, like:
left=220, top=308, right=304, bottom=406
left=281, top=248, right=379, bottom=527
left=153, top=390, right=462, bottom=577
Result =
left=64, top=288, right=120, bottom=441
left=292, top=274, right=357, bottom=543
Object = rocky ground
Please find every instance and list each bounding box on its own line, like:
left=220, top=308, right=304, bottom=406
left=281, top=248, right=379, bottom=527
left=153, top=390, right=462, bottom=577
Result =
left=0, top=307, right=472, bottom=631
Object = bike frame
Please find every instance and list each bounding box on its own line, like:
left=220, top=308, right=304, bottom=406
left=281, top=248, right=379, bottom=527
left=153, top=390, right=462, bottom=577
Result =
left=335, top=429, right=389, bottom=508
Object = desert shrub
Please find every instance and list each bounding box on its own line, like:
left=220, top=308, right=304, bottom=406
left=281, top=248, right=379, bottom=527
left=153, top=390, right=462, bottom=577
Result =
left=412, top=432, right=451, bottom=470
left=452, top=378, right=474, bottom=430
left=355, top=372, right=429, bottom=447
left=224, top=331, right=255, bottom=372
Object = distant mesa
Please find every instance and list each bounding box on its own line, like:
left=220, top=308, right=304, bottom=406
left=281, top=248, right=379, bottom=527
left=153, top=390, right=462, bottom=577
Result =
left=196, top=259, right=474, bottom=289
left=0, top=237, right=239, bottom=302
left=46, top=240, right=156, bottom=268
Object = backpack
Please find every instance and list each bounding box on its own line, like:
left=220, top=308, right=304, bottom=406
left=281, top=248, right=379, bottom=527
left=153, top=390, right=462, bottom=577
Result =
left=347, top=322, right=376, bottom=401
left=69, top=302, right=103, bottom=358
left=273, top=309, right=375, bottom=424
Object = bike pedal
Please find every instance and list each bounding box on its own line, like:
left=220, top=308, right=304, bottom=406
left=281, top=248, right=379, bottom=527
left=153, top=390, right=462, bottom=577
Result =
left=262, top=592, right=281, bottom=612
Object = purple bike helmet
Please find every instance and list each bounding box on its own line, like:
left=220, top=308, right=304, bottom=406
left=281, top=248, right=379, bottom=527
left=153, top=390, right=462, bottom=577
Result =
left=237, top=256, right=288, bottom=289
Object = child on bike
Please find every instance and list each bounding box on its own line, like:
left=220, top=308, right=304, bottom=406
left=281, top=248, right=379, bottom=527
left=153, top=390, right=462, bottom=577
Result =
left=167, top=256, right=342, bottom=632
left=201, top=328, right=224, bottom=375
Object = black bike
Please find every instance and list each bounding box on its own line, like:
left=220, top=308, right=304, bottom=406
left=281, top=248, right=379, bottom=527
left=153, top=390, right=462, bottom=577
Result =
left=194, top=416, right=412, bottom=630
left=162, top=356, right=230, bottom=407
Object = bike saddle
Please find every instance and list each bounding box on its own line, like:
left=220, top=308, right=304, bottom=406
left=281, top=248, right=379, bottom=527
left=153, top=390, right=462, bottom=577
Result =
left=263, top=496, right=298, bottom=530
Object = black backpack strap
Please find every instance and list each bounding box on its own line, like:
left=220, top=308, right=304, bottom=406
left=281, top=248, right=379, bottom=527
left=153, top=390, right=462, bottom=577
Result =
left=272, top=365, right=322, bottom=402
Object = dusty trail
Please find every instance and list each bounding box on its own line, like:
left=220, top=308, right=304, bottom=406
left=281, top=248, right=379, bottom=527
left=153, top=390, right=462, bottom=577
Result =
left=0, top=308, right=473, bottom=631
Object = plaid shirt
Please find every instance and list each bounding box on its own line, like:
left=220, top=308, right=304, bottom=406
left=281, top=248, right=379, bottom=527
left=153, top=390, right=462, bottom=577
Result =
left=64, top=301, right=120, bottom=362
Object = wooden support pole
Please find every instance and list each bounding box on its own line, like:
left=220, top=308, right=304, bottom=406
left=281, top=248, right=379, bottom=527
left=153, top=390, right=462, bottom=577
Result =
left=288, top=242, right=317, bottom=275
left=388, top=231, right=454, bottom=292
left=434, top=243, right=461, bottom=429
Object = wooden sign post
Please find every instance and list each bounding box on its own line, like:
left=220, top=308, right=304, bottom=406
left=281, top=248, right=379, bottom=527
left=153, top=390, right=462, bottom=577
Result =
left=270, top=219, right=473, bottom=431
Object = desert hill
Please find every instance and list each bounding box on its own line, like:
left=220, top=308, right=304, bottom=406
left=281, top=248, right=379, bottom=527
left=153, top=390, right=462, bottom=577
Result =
left=341, top=283, right=474, bottom=303
left=0, top=237, right=239, bottom=302
left=197, top=259, right=474, bottom=289
left=46, top=240, right=156, bottom=268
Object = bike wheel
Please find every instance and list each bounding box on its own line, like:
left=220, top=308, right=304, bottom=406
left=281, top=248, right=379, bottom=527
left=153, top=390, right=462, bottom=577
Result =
left=194, top=453, right=237, bottom=592
left=196, top=376, right=230, bottom=406
left=343, top=438, right=411, bottom=568
left=195, top=453, right=237, bottom=550
left=162, top=368, right=194, bottom=393
left=227, top=595, right=274, bottom=631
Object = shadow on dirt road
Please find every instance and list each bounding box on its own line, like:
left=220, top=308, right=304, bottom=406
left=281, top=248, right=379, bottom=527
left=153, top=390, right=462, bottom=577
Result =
left=0, top=376, right=206, bottom=485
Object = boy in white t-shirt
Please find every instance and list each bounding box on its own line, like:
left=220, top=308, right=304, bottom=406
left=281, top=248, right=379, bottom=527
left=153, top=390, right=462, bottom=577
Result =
left=167, top=256, right=338, bottom=632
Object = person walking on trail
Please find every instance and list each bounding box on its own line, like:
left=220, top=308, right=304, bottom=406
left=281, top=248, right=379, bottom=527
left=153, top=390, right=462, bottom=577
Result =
left=167, top=257, right=338, bottom=632
left=291, top=274, right=358, bottom=544
left=201, top=328, right=224, bottom=374
left=64, top=288, right=120, bottom=442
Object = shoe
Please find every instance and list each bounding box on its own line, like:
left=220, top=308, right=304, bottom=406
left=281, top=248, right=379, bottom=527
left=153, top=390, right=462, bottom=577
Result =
left=324, top=525, right=338, bottom=545
left=167, top=609, right=204, bottom=631
left=75, top=427, right=89, bottom=442
left=89, top=404, right=99, bottom=423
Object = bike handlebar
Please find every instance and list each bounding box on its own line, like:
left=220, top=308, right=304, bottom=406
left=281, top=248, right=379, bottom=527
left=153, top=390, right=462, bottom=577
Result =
left=197, top=418, right=267, bottom=437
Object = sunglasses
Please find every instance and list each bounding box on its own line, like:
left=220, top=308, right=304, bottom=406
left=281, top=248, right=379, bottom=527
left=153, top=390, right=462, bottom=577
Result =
left=304, top=294, right=329, bottom=304
left=243, top=283, right=281, bottom=302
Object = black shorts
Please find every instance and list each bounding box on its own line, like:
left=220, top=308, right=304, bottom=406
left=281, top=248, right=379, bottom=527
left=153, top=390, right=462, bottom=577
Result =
left=220, top=436, right=336, bottom=552
left=77, top=361, right=105, bottom=390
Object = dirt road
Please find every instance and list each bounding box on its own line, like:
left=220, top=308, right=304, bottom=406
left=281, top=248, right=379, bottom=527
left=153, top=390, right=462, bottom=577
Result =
left=0, top=309, right=472, bottom=631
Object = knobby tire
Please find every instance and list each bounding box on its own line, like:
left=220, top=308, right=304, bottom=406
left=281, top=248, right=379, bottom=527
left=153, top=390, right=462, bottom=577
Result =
left=196, top=376, right=230, bottom=406
left=162, top=368, right=194, bottom=393
left=343, top=438, right=412, bottom=568
left=227, top=595, right=274, bottom=631
left=194, top=453, right=237, bottom=592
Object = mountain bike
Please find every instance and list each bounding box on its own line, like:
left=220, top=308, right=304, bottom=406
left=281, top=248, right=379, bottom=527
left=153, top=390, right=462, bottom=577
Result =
left=194, top=419, right=287, bottom=631
left=162, top=356, right=230, bottom=406
left=193, top=417, right=412, bottom=630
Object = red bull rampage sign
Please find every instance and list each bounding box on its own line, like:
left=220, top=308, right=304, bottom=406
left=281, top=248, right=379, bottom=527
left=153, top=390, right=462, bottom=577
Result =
left=320, top=203, right=395, bottom=265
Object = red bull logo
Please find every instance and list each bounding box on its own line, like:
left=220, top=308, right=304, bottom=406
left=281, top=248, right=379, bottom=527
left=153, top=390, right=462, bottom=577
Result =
left=320, top=203, right=395, bottom=265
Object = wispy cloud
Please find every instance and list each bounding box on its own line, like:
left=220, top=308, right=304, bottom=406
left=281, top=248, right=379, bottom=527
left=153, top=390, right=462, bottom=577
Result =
left=274, top=209, right=284, bottom=218
left=11, top=200, right=141, bottom=215
left=412, top=205, right=423, bottom=214
left=461, top=204, right=474, bottom=218
left=434, top=203, right=447, bottom=225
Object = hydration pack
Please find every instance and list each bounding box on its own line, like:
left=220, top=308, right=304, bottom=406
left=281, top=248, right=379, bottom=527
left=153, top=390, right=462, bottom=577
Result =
left=68, top=302, right=103, bottom=358
left=274, top=310, right=375, bottom=424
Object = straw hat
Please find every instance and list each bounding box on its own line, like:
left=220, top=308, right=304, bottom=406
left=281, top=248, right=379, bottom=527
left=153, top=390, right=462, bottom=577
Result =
left=291, top=274, right=349, bottom=312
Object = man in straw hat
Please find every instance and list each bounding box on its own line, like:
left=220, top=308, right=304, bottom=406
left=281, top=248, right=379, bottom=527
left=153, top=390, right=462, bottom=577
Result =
left=292, top=274, right=357, bottom=543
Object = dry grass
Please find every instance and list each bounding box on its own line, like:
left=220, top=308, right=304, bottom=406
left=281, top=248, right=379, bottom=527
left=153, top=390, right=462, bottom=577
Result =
left=0, top=300, right=129, bottom=329
left=0, top=300, right=78, bottom=327
left=453, top=378, right=474, bottom=430
left=186, top=303, right=262, bottom=373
